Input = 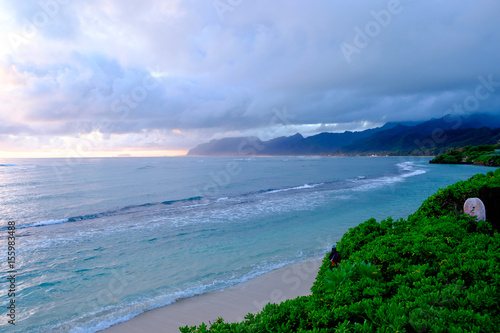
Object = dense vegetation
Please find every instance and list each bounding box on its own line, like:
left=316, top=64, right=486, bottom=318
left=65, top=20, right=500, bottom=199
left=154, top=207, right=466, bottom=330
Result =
left=343, top=127, right=500, bottom=157
left=430, top=144, right=500, bottom=166
left=180, top=168, right=500, bottom=332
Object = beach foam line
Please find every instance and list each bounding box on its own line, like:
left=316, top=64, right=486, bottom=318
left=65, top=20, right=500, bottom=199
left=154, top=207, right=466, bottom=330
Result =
left=265, top=183, right=324, bottom=194
left=30, top=218, right=70, bottom=227
left=98, top=260, right=322, bottom=333
left=396, top=161, right=415, bottom=171
left=49, top=256, right=318, bottom=333
left=11, top=196, right=207, bottom=230
left=13, top=163, right=426, bottom=231
left=9, top=218, right=74, bottom=230
left=401, top=169, right=427, bottom=178
left=349, top=162, right=427, bottom=192
left=398, top=161, right=427, bottom=178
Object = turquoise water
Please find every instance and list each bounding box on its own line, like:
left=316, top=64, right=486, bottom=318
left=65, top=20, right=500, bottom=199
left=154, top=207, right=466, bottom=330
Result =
left=0, top=156, right=494, bottom=332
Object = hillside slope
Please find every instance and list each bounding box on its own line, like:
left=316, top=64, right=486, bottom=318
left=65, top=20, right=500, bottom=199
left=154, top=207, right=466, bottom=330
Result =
left=430, top=144, right=500, bottom=166
left=188, top=113, right=500, bottom=156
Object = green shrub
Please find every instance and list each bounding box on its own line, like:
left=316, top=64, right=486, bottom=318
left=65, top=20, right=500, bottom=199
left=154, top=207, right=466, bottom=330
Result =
left=180, top=169, right=500, bottom=333
left=430, top=153, right=461, bottom=164
left=430, top=144, right=500, bottom=165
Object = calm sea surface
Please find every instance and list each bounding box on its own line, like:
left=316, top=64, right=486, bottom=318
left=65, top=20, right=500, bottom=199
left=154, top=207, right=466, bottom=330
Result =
left=0, top=156, right=495, bottom=332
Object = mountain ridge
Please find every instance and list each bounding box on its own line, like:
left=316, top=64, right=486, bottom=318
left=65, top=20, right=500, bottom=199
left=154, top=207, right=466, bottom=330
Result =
left=187, top=113, right=500, bottom=156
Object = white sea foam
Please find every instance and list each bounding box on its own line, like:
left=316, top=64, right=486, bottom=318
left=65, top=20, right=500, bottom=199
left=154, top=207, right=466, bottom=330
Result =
left=396, top=161, right=415, bottom=171
left=7, top=157, right=468, bottom=333
left=398, top=161, right=427, bottom=178
left=351, top=161, right=427, bottom=192
left=267, top=183, right=323, bottom=194
left=24, top=218, right=70, bottom=228
left=182, top=202, right=211, bottom=209
left=401, top=169, right=427, bottom=178
left=53, top=258, right=305, bottom=333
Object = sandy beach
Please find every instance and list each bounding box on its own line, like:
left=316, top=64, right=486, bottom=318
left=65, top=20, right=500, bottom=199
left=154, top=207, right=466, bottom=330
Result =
left=101, top=259, right=322, bottom=333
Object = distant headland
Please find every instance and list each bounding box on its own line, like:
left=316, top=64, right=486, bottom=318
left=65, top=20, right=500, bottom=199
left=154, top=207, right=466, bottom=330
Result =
left=188, top=113, right=500, bottom=157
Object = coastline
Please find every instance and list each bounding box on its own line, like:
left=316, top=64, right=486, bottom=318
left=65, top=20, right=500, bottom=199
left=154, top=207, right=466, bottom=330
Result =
left=184, top=154, right=436, bottom=158
left=100, top=259, right=322, bottom=333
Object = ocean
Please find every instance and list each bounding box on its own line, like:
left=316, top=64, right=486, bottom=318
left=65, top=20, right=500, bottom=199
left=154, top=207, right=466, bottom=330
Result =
left=0, top=156, right=494, bottom=332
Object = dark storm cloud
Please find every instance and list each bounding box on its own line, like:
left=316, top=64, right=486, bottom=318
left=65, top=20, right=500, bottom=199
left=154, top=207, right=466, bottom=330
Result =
left=1, top=0, right=499, bottom=152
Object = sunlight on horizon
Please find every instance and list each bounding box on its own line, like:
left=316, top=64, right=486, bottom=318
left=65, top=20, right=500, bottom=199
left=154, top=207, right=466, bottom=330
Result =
left=0, top=149, right=188, bottom=159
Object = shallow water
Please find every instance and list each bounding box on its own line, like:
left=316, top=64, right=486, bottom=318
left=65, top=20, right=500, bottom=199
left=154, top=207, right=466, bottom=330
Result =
left=0, top=156, right=494, bottom=332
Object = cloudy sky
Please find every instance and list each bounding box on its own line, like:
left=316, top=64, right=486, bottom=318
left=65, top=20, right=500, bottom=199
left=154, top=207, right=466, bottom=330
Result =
left=1, top=0, right=499, bottom=157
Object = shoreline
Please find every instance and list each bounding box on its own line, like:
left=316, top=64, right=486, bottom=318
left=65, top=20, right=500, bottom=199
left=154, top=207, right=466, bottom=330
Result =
left=100, top=259, right=322, bottom=333
left=0, top=155, right=436, bottom=159
left=184, top=155, right=436, bottom=158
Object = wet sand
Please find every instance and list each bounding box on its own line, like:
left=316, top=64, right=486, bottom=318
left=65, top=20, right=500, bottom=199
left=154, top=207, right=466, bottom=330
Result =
left=101, top=259, right=321, bottom=332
